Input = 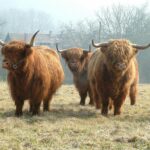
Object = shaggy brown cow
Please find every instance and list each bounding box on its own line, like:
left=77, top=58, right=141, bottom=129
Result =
left=56, top=44, right=94, bottom=106
left=0, top=31, right=64, bottom=116
left=88, top=39, right=150, bottom=115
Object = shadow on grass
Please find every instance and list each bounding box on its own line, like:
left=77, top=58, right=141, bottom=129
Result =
left=0, top=103, right=149, bottom=124
left=113, top=113, right=150, bottom=123
left=0, top=109, right=33, bottom=118
left=0, top=103, right=97, bottom=124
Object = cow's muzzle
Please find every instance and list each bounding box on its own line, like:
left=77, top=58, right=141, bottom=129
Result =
left=115, top=63, right=126, bottom=71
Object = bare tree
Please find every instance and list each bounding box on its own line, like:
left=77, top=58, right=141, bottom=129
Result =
left=58, top=19, right=98, bottom=48
left=95, top=3, right=150, bottom=83
left=95, top=3, right=150, bottom=42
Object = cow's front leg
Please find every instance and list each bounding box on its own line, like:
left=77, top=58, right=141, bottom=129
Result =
left=88, top=88, right=94, bottom=106
left=15, top=99, right=24, bottom=117
left=114, top=92, right=127, bottom=115
left=79, top=91, right=87, bottom=106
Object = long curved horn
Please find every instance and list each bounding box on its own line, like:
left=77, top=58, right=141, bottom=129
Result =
left=132, top=43, right=150, bottom=50
left=56, top=43, right=68, bottom=52
left=92, top=39, right=108, bottom=48
left=0, top=40, right=5, bottom=46
left=29, top=30, right=39, bottom=46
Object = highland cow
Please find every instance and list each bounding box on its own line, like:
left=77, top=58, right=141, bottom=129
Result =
left=0, top=31, right=64, bottom=116
left=56, top=44, right=94, bottom=106
left=88, top=39, right=150, bottom=115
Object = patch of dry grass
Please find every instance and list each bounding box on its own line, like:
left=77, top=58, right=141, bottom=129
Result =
left=0, top=82, right=150, bottom=150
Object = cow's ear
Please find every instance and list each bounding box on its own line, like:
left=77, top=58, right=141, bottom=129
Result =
left=81, top=51, right=88, bottom=61
left=23, top=44, right=33, bottom=57
left=101, top=47, right=107, bottom=53
left=134, top=48, right=138, bottom=54
left=83, top=51, right=89, bottom=57
left=61, top=51, right=68, bottom=60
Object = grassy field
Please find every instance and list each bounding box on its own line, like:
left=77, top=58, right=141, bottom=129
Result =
left=0, top=82, right=150, bottom=150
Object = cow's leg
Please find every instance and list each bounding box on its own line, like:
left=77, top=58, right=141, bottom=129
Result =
left=91, top=84, right=101, bottom=109
left=88, top=88, right=94, bottom=106
left=29, top=100, right=33, bottom=113
left=114, top=93, right=127, bottom=115
left=43, top=94, right=53, bottom=111
left=101, top=95, right=109, bottom=116
left=32, top=100, right=42, bottom=115
left=88, top=81, right=101, bottom=109
left=79, top=91, right=87, bottom=106
left=92, top=93, right=101, bottom=109
left=15, top=99, right=24, bottom=117
left=130, top=82, right=138, bottom=105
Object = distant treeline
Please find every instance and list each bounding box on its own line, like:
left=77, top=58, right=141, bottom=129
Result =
left=0, top=3, right=150, bottom=83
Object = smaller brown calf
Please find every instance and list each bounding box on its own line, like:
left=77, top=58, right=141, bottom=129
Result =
left=56, top=44, right=94, bottom=106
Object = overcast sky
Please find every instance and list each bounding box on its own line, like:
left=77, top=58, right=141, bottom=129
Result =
left=0, top=0, right=149, bottom=23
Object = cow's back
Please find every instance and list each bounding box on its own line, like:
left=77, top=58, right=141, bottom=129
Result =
left=33, top=46, right=64, bottom=93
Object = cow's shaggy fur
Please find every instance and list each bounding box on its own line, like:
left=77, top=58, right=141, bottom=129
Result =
left=60, top=48, right=94, bottom=105
left=1, top=41, right=64, bottom=116
left=88, top=40, right=139, bottom=115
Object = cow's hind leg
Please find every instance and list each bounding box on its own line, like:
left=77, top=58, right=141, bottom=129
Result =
left=79, top=90, right=87, bottom=106
left=43, top=93, right=54, bottom=111
left=130, top=82, right=138, bottom=105
left=29, top=100, right=33, bottom=113
left=88, top=88, right=94, bottom=106
left=91, top=83, right=101, bottom=109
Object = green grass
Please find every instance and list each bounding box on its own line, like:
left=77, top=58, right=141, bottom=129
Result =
left=0, top=82, right=150, bottom=150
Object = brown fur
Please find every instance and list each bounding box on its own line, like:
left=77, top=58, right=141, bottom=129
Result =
left=88, top=40, right=139, bottom=115
left=1, top=41, right=64, bottom=116
left=61, top=48, right=94, bottom=105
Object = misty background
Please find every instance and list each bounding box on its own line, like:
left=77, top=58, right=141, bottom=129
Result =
left=0, top=0, right=150, bottom=83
